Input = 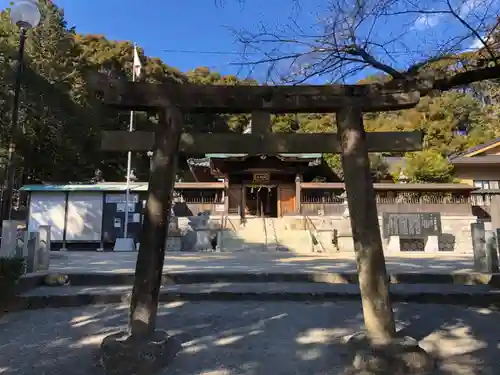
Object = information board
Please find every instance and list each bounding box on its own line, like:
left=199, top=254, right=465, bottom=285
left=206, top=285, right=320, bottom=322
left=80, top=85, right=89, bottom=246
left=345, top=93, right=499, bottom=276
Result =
left=382, top=212, right=441, bottom=238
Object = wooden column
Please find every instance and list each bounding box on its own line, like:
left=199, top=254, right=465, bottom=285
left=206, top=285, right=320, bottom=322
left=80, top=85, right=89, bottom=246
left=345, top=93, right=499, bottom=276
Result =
left=129, top=105, right=183, bottom=338
left=295, top=174, right=302, bottom=214
left=251, top=110, right=271, bottom=134
left=336, top=107, right=395, bottom=343
left=223, top=174, right=229, bottom=215
left=240, top=184, right=245, bottom=220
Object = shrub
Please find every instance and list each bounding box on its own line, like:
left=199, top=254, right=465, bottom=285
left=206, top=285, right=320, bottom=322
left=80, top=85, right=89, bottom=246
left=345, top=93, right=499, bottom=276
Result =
left=0, top=257, right=25, bottom=304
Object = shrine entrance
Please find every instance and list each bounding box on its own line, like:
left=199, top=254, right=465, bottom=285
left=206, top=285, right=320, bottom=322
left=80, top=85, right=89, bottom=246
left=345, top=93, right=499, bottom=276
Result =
left=245, top=184, right=278, bottom=217
left=93, top=72, right=425, bottom=340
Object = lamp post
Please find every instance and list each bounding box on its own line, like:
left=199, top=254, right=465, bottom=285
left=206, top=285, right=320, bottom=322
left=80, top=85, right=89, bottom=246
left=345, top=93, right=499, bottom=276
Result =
left=398, top=170, right=409, bottom=184
left=147, top=151, right=154, bottom=173
left=1, top=0, right=41, bottom=222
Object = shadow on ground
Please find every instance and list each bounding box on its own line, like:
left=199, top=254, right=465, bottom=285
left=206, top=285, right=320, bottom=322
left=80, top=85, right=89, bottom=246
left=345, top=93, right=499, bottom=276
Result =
left=0, top=301, right=498, bottom=375
left=48, top=251, right=475, bottom=274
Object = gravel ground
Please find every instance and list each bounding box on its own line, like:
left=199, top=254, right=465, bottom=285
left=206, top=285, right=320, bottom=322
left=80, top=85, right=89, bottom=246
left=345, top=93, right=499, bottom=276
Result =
left=0, top=302, right=498, bottom=375
left=47, top=251, right=475, bottom=274
left=21, top=282, right=499, bottom=297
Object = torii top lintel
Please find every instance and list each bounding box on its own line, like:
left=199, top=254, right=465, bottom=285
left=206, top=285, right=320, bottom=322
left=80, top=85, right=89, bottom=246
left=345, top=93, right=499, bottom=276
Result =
left=91, top=75, right=421, bottom=113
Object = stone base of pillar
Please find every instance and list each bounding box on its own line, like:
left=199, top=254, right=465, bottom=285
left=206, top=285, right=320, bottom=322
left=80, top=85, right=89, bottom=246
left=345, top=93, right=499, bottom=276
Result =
left=100, top=330, right=180, bottom=375
left=424, top=235, right=439, bottom=252
left=113, top=238, right=136, bottom=252
left=344, top=331, right=435, bottom=374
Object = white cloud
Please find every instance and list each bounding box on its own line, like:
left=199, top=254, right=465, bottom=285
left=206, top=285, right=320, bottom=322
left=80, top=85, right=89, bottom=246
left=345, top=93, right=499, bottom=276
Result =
left=469, top=38, right=483, bottom=50
left=459, top=0, right=484, bottom=17
left=413, top=14, right=443, bottom=30
left=468, top=35, right=491, bottom=51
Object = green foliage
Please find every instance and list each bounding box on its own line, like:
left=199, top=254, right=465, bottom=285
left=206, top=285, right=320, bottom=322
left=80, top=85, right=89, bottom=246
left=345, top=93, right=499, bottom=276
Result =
left=400, top=150, right=455, bottom=183
left=369, top=153, right=390, bottom=181
left=0, top=257, right=25, bottom=304
left=0, top=1, right=498, bottom=185
left=324, top=153, right=390, bottom=181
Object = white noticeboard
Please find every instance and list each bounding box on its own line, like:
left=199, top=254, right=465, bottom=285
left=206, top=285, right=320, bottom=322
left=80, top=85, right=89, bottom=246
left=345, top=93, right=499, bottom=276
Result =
left=106, top=194, right=139, bottom=204
left=28, top=192, right=67, bottom=241
left=116, top=202, right=135, bottom=212
left=65, top=192, right=103, bottom=241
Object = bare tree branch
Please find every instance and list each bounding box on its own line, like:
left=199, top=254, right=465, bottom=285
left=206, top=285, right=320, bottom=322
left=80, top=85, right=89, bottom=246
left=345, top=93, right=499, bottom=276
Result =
left=228, top=0, right=500, bottom=91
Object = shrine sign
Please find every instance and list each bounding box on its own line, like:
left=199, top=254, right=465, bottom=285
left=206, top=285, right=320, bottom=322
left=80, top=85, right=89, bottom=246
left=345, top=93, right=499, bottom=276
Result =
left=382, top=212, right=442, bottom=238
left=252, top=172, right=270, bottom=183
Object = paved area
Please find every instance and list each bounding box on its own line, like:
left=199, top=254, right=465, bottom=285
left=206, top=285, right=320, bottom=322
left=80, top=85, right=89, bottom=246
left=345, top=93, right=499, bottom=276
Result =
left=21, top=282, right=499, bottom=298
left=48, top=251, right=476, bottom=274
left=0, top=301, right=497, bottom=374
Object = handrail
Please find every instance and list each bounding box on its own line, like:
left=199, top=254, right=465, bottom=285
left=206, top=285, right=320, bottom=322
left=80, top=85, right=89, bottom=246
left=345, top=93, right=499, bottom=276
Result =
left=261, top=201, right=268, bottom=251
left=269, top=217, right=280, bottom=251
left=217, top=214, right=227, bottom=252
left=303, top=215, right=327, bottom=253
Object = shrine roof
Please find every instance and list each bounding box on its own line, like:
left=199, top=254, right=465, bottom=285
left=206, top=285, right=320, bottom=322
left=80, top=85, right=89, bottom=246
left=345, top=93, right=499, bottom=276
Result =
left=205, top=153, right=322, bottom=159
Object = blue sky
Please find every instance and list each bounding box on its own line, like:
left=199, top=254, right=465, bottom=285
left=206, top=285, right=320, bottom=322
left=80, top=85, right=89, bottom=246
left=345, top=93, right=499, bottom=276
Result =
left=1, top=0, right=498, bottom=83
left=54, top=0, right=304, bottom=79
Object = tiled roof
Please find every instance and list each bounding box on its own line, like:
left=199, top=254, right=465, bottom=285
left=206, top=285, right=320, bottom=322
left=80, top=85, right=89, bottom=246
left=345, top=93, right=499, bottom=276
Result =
left=205, top=153, right=322, bottom=159
left=451, top=137, right=500, bottom=158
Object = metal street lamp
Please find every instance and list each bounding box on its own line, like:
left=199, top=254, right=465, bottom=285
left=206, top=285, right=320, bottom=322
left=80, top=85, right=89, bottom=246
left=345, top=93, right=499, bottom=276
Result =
left=1, top=0, right=41, bottom=222
left=147, top=151, right=154, bottom=173
left=398, top=170, right=409, bottom=184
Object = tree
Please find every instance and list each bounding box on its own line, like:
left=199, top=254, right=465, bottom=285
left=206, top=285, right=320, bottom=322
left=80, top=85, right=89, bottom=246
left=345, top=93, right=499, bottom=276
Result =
left=231, top=0, right=500, bottom=89
left=401, top=150, right=455, bottom=183
left=0, top=0, right=497, bottom=189
left=325, top=152, right=390, bottom=181
left=0, top=1, right=261, bottom=186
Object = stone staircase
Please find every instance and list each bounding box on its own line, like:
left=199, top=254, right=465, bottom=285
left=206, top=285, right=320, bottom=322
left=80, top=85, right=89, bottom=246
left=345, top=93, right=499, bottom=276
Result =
left=219, top=217, right=269, bottom=252
left=219, top=217, right=322, bottom=253
left=271, top=218, right=312, bottom=253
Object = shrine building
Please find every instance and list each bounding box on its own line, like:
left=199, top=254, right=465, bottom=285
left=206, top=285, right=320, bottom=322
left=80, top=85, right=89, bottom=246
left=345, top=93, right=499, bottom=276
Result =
left=185, top=152, right=338, bottom=218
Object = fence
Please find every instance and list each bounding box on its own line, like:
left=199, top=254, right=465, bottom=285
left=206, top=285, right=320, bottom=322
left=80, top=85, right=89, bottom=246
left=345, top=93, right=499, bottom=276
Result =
left=172, top=189, right=224, bottom=216
left=471, top=190, right=500, bottom=224
left=300, top=188, right=473, bottom=216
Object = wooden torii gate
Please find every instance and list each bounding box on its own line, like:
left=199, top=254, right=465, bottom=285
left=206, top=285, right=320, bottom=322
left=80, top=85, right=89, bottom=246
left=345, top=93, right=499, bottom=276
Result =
left=92, top=76, right=423, bottom=342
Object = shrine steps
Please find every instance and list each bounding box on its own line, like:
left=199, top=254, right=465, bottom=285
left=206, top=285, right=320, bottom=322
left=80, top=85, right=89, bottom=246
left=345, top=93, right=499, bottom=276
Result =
left=14, top=282, right=500, bottom=312
left=218, top=217, right=322, bottom=253
left=19, top=271, right=500, bottom=288
left=10, top=268, right=500, bottom=313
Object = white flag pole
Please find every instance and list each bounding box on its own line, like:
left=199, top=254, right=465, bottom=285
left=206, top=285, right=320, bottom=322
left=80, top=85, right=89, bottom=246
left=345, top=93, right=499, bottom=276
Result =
left=124, top=43, right=139, bottom=240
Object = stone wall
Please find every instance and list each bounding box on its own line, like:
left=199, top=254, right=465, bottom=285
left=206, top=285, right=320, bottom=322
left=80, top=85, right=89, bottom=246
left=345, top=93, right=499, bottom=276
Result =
left=279, top=215, right=476, bottom=254
left=165, top=214, right=476, bottom=254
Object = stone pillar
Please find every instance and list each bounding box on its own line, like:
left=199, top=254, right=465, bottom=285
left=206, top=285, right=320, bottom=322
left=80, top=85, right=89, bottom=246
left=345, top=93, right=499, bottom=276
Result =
left=100, top=106, right=183, bottom=375
left=424, top=235, right=439, bottom=253
left=15, top=228, right=26, bottom=258
left=165, top=216, right=181, bottom=252
left=37, top=225, right=51, bottom=271
left=128, top=106, right=183, bottom=337
left=471, top=222, right=499, bottom=272
left=0, top=220, right=23, bottom=257
left=336, top=107, right=395, bottom=343
left=25, top=231, right=39, bottom=273
left=295, top=174, right=301, bottom=214
left=490, top=194, right=500, bottom=231
left=387, top=236, right=401, bottom=253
